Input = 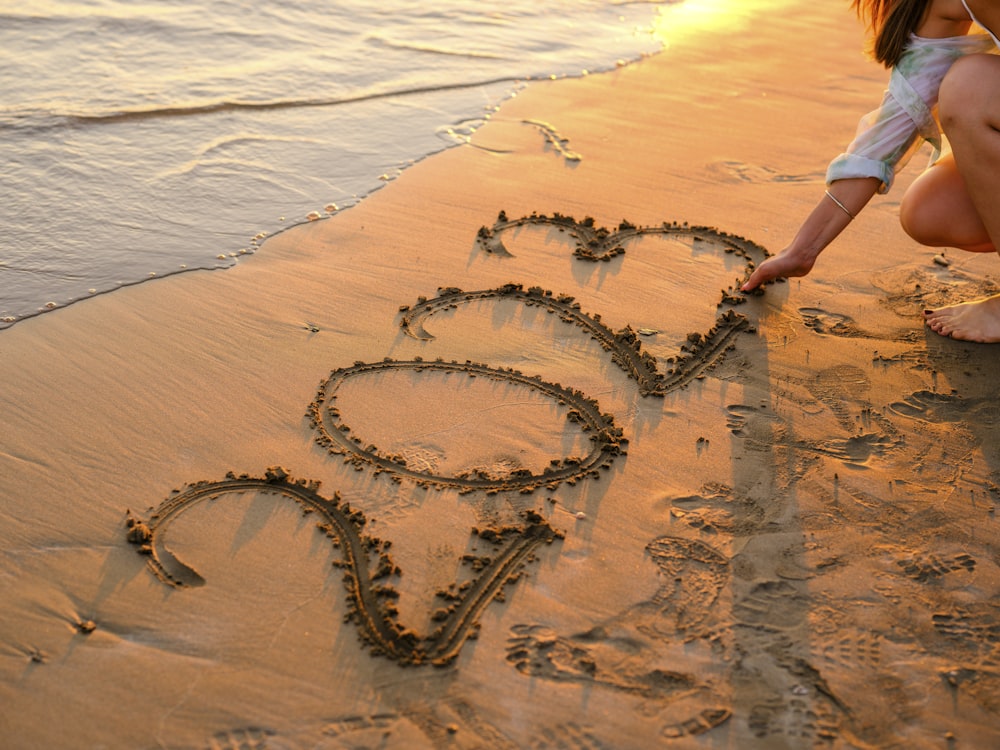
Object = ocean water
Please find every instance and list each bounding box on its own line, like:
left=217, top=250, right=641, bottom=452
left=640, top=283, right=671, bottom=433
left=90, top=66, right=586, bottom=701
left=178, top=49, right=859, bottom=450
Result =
left=0, top=0, right=679, bottom=328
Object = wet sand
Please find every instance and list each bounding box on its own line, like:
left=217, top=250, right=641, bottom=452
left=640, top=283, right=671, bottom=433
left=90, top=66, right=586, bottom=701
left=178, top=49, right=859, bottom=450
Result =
left=2, top=1, right=1000, bottom=748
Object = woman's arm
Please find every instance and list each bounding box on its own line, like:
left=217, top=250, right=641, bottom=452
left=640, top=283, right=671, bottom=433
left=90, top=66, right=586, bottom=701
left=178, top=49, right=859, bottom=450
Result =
left=741, top=30, right=991, bottom=294
left=741, top=178, right=881, bottom=291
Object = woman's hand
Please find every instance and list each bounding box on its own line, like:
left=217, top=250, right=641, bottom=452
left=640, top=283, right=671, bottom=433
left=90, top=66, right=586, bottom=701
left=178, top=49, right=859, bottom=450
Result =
left=741, top=180, right=879, bottom=293
left=741, top=247, right=818, bottom=292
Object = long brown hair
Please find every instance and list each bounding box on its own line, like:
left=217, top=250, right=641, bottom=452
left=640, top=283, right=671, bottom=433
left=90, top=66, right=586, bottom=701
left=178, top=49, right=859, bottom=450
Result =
left=853, top=0, right=932, bottom=67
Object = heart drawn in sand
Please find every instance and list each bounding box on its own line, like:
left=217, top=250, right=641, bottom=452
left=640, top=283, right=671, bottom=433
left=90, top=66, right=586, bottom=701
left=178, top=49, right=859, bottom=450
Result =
left=126, top=212, right=768, bottom=677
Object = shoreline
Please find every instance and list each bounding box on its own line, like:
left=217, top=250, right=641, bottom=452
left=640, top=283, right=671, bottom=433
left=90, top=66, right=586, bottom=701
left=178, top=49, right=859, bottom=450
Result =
left=3, top=1, right=1000, bottom=748
left=0, top=3, right=666, bottom=331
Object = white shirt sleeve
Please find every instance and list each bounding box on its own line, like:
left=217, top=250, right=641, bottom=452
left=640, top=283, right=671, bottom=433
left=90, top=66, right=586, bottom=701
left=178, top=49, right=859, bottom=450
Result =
left=826, top=33, right=994, bottom=193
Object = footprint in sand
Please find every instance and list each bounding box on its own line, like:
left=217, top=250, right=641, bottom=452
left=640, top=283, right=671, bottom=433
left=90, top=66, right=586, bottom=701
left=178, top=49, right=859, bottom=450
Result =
left=896, top=551, right=976, bottom=583
left=733, top=580, right=810, bottom=630
left=798, top=307, right=866, bottom=338
left=528, top=722, right=610, bottom=750
left=748, top=697, right=840, bottom=745
left=645, top=536, right=730, bottom=637
left=872, top=265, right=1000, bottom=318
left=889, top=389, right=968, bottom=422
left=659, top=708, right=734, bottom=740
left=320, top=712, right=459, bottom=749
left=810, top=432, right=897, bottom=464
left=934, top=604, right=1000, bottom=717
left=505, top=535, right=732, bottom=740
left=890, top=389, right=1000, bottom=426
left=667, top=483, right=747, bottom=536
left=505, top=625, right=732, bottom=742
left=885, top=391, right=984, bottom=483
left=798, top=306, right=918, bottom=343
left=322, top=713, right=399, bottom=738
left=801, top=365, right=902, bottom=452
left=806, top=365, right=873, bottom=430
left=817, top=630, right=883, bottom=675
left=933, top=602, right=1000, bottom=658
left=810, top=607, right=930, bottom=744
left=725, top=404, right=785, bottom=449
left=505, top=623, right=697, bottom=699
left=726, top=402, right=896, bottom=465
left=739, top=624, right=852, bottom=742
left=207, top=727, right=281, bottom=750
left=706, top=160, right=821, bottom=185
left=940, top=667, right=1000, bottom=717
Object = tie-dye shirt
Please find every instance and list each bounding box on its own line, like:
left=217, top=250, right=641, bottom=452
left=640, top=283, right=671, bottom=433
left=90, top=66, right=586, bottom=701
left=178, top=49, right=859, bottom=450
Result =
left=826, top=32, right=995, bottom=193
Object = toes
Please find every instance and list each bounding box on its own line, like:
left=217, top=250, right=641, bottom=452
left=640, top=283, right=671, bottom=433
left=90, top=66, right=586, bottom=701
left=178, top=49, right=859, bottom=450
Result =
left=925, top=316, right=952, bottom=336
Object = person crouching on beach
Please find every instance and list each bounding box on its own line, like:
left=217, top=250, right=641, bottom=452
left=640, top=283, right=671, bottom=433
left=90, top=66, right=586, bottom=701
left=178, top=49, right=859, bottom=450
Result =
left=741, top=0, right=1000, bottom=343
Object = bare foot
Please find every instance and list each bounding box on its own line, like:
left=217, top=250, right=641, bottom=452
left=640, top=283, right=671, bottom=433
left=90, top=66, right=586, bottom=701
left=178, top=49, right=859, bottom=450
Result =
left=923, top=294, right=1000, bottom=343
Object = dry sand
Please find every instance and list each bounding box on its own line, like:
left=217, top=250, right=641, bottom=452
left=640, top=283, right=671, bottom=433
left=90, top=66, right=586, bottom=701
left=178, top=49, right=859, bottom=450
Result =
left=2, top=1, right=1000, bottom=748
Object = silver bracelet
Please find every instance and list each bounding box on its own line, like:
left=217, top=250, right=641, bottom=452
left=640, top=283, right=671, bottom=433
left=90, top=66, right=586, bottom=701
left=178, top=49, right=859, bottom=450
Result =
left=825, top=190, right=856, bottom=220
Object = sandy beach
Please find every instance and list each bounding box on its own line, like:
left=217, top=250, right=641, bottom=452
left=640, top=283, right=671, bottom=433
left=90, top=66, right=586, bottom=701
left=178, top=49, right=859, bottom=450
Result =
left=2, top=1, right=1000, bottom=748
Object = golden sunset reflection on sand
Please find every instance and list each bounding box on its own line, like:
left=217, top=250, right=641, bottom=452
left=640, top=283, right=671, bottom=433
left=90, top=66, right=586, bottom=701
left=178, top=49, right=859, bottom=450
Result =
left=652, top=0, right=801, bottom=45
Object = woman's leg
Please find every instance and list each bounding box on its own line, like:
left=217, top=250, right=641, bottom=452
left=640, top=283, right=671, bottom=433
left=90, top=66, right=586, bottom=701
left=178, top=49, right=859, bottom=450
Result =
left=900, top=153, right=994, bottom=253
left=921, top=53, right=1000, bottom=342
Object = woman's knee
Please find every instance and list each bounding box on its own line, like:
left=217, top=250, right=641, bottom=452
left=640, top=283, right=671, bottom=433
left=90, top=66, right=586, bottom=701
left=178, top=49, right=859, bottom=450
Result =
left=899, top=184, right=935, bottom=245
left=940, top=54, right=999, bottom=130
left=900, top=157, right=969, bottom=247
left=900, top=156, right=993, bottom=250
left=899, top=162, right=946, bottom=245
